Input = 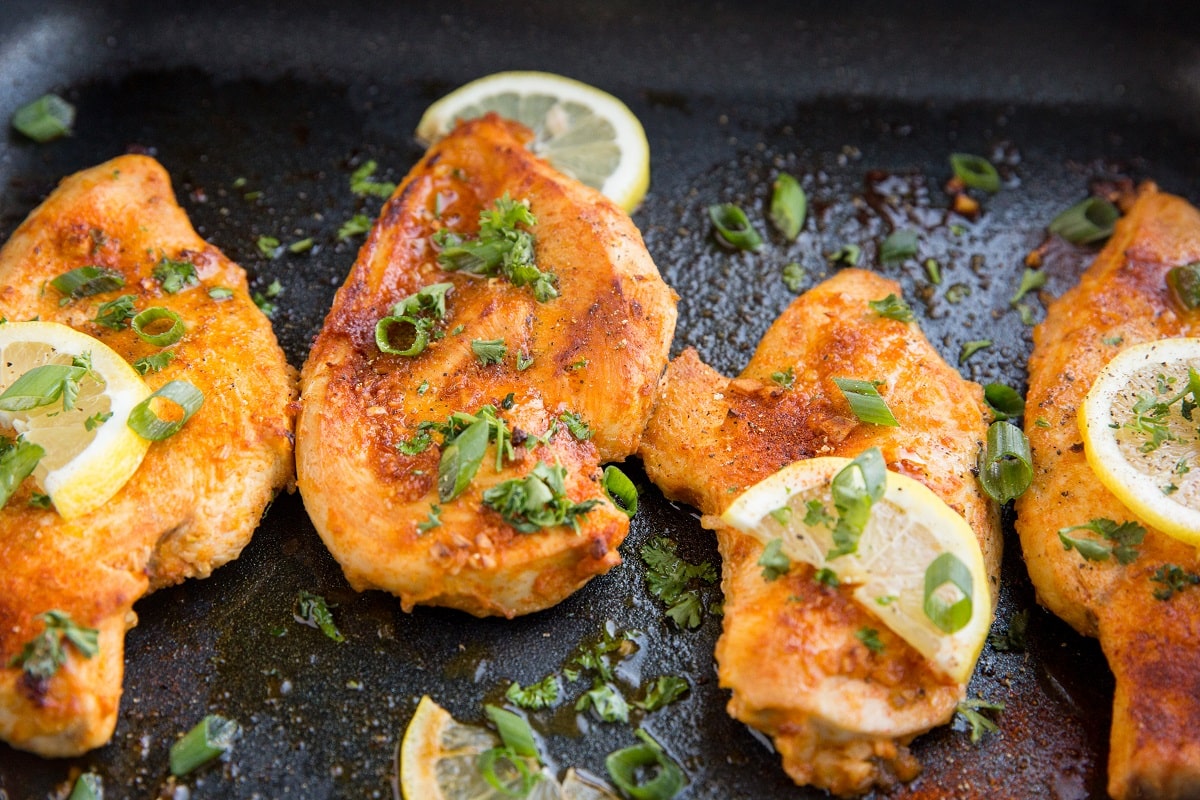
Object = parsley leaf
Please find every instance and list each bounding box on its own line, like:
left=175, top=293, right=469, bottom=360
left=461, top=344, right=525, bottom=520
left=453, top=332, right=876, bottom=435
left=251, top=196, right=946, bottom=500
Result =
left=868, top=293, right=915, bottom=322
left=570, top=625, right=636, bottom=682
left=482, top=461, right=599, bottom=533
left=987, top=609, right=1029, bottom=652
left=633, top=675, right=689, bottom=711
left=771, top=366, right=795, bottom=390
left=417, top=504, right=442, bottom=533
left=640, top=536, right=718, bottom=630
left=956, top=697, right=1004, bottom=744
left=349, top=160, right=396, bottom=198
left=471, top=338, right=507, bottom=366
left=397, top=432, right=432, bottom=456
left=9, top=610, right=99, bottom=681
left=92, top=294, right=136, bottom=330
left=576, top=681, right=630, bottom=723
left=153, top=257, right=198, bottom=294
left=855, top=627, right=884, bottom=653
left=133, top=350, right=176, bottom=376
left=758, top=538, right=791, bottom=581
left=1151, top=564, right=1200, bottom=601
left=337, top=213, right=372, bottom=241
left=1058, top=518, right=1145, bottom=564
left=293, top=591, right=345, bottom=643
left=782, top=262, right=805, bottom=293
left=506, top=675, right=560, bottom=710
left=559, top=411, right=592, bottom=440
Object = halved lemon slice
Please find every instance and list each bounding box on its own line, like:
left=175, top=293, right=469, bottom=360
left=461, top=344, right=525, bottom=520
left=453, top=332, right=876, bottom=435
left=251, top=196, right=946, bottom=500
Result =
left=1080, top=337, right=1200, bottom=546
left=415, top=71, right=650, bottom=212
left=0, top=321, right=151, bottom=519
left=721, top=454, right=992, bottom=683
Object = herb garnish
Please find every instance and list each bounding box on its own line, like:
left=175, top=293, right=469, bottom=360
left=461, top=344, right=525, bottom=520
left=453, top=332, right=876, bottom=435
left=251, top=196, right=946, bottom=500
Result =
left=641, top=536, right=718, bottom=629
left=559, top=410, right=592, bottom=440
left=959, top=339, right=992, bottom=364
left=417, top=504, right=442, bottom=533
left=988, top=608, right=1029, bottom=652
left=602, top=465, right=638, bottom=517
left=252, top=279, right=282, bottom=318
left=1049, top=197, right=1119, bottom=245
left=758, top=538, right=791, bottom=581
left=424, top=405, right=513, bottom=501
left=133, top=350, right=176, bottom=375
left=376, top=283, right=453, bottom=357
left=294, top=591, right=345, bottom=643
left=11, top=94, right=74, bottom=142
left=771, top=366, right=795, bottom=390
left=827, top=447, right=887, bottom=559
left=869, top=293, right=915, bottom=322
left=633, top=675, right=690, bottom=712
left=153, top=257, right=199, bottom=294
left=577, top=682, right=630, bottom=723
left=9, top=610, right=99, bottom=681
left=256, top=235, right=281, bottom=259
left=949, top=153, right=1000, bottom=193
left=769, top=173, right=806, bottom=240
left=397, top=432, right=432, bottom=456
left=505, top=674, right=561, bottom=710
left=880, top=229, right=918, bottom=263
left=956, top=697, right=1004, bottom=743
left=1167, top=262, right=1200, bottom=310
left=984, top=383, right=1025, bottom=422
left=169, top=715, right=240, bottom=777
left=834, top=378, right=899, bottom=427
left=337, top=213, right=372, bottom=241
left=51, top=266, right=124, bottom=300
left=1057, top=518, right=1145, bottom=564
left=1151, top=564, right=1200, bottom=601
left=708, top=203, right=763, bottom=252
left=855, top=627, right=884, bottom=653
left=605, top=730, right=687, bottom=800
left=471, top=338, right=507, bottom=365
left=1124, top=366, right=1200, bottom=453
left=978, top=421, right=1033, bottom=503
left=92, top=294, right=136, bottom=330
left=349, top=160, right=396, bottom=198
left=828, top=244, right=862, bottom=267
left=1009, top=268, right=1046, bottom=306
left=782, top=263, right=805, bottom=293
left=482, top=461, right=600, bottom=533
left=434, top=194, right=558, bottom=302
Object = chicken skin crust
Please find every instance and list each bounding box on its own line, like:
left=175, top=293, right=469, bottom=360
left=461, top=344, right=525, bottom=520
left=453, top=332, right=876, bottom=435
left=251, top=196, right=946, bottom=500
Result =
left=0, top=155, right=296, bottom=757
left=640, top=269, right=998, bottom=796
left=1016, top=184, right=1200, bottom=800
left=297, top=115, right=676, bottom=618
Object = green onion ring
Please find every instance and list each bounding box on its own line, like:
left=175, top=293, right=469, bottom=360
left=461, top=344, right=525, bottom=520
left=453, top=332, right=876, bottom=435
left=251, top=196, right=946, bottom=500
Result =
left=375, top=315, right=429, bottom=356
left=128, top=380, right=204, bottom=441
left=605, top=729, right=686, bottom=800
left=708, top=203, right=763, bottom=252
left=478, top=747, right=539, bottom=797
left=949, top=153, right=1000, bottom=193
left=924, top=552, right=974, bottom=633
left=602, top=465, right=638, bottom=518
left=1048, top=197, right=1119, bottom=245
left=131, top=306, right=185, bottom=346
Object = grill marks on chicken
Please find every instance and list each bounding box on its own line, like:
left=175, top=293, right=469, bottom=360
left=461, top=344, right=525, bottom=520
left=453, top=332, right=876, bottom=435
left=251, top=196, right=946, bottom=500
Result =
left=639, top=269, right=997, bottom=796
left=296, top=115, right=676, bottom=618
left=1016, top=184, right=1200, bottom=800
left=0, top=155, right=296, bottom=756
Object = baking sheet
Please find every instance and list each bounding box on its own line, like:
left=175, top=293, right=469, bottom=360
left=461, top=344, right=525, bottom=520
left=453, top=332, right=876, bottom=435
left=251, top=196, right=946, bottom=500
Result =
left=2, top=1, right=1200, bottom=798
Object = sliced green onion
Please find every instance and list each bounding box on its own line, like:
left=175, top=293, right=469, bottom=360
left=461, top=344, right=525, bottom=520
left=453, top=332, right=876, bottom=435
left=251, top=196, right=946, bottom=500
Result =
left=484, top=705, right=540, bottom=760
left=478, top=747, right=539, bottom=797
left=375, top=315, right=430, bottom=357
left=984, top=383, right=1025, bottom=421
left=924, top=552, right=974, bottom=633
left=437, top=417, right=489, bottom=502
left=208, top=287, right=234, bottom=301
left=880, top=229, right=918, bottom=263
left=827, top=447, right=887, bottom=559
left=768, top=174, right=806, bottom=240
left=959, top=339, right=992, bottom=364
left=1167, top=262, right=1200, bottom=310
left=828, top=244, right=862, bottom=267
left=131, top=307, right=184, bottom=346
left=12, top=94, right=75, bottom=142
left=0, top=440, right=44, bottom=508
left=603, top=465, right=638, bottom=518
left=0, top=364, right=87, bottom=411
left=50, top=266, right=124, bottom=298
left=288, top=237, right=314, bottom=254
left=979, top=421, right=1032, bottom=503
left=169, top=714, right=240, bottom=777
left=781, top=262, right=805, bottom=293
left=949, top=153, right=1000, bottom=193
left=605, top=729, right=686, bottom=800
left=128, top=380, right=204, bottom=441
left=68, top=772, right=103, bottom=800
left=708, top=204, right=763, bottom=252
left=1048, top=197, right=1119, bottom=245
left=833, top=378, right=898, bottom=427
left=924, top=258, right=942, bottom=285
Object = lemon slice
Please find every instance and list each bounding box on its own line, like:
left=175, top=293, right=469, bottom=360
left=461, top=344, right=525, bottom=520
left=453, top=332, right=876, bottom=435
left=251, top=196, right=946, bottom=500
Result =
left=1080, top=338, right=1200, bottom=545
left=416, top=71, right=650, bottom=212
left=0, top=321, right=151, bottom=519
left=721, top=454, right=992, bottom=683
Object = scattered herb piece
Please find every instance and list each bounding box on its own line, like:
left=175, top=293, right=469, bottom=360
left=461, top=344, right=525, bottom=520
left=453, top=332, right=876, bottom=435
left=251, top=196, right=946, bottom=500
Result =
left=833, top=377, right=899, bottom=427
left=92, top=294, right=136, bottom=330
left=1016, top=302, right=1037, bottom=326
left=127, top=380, right=204, bottom=441
left=828, top=243, right=862, bottom=267
left=67, top=773, right=102, bottom=800
left=1103, top=334, right=1125, bottom=347
left=769, top=506, right=792, bottom=525
left=577, top=681, right=630, bottom=723
left=803, top=499, right=835, bottom=528
left=153, top=257, right=198, bottom=294
left=1152, top=564, right=1200, bottom=600
left=51, top=266, right=124, bottom=299
left=988, top=608, right=1029, bottom=652
left=132, top=306, right=185, bottom=347
left=0, top=364, right=88, bottom=412
left=814, top=567, right=839, bottom=587
left=252, top=278, right=283, bottom=318
left=758, top=538, right=791, bottom=581
left=566, top=358, right=589, bottom=372
left=950, top=153, right=1000, bottom=193
left=169, top=715, right=240, bottom=777
left=855, top=627, right=884, bottom=653
left=27, top=491, right=52, bottom=509
left=349, top=160, right=396, bottom=198
left=978, top=421, right=1033, bottom=503
left=602, top=465, right=638, bottom=518
left=782, top=262, right=805, bottom=293
left=337, top=213, right=372, bottom=241
left=924, top=552, right=974, bottom=633
left=641, top=536, right=718, bottom=630
left=1167, top=262, right=1200, bottom=310
left=769, top=173, right=807, bottom=240
left=482, top=461, right=599, bottom=533
left=827, top=447, right=887, bottom=559
left=959, top=339, right=992, bottom=364
left=771, top=366, right=795, bottom=390
left=605, top=729, right=686, bottom=800
left=924, top=257, right=942, bottom=285
left=11, top=93, right=75, bottom=142
left=84, top=411, right=112, bottom=432
left=1010, top=268, right=1046, bottom=305
left=471, top=338, right=507, bottom=366
left=634, top=675, right=689, bottom=711
left=571, top=625, right=636, bottom=682
left=869, top=293, right=915, bottom=322
left=256, top=235, right=281, bottom=259
left=957, top=697, right=1004, bottom=744
left=880, top=229, right=918, bottom=263
left=708, top=203, right=763, bottom=252
left=559, top=410, right=592, bottom=440
left=417, top=504, right=442, bottom=533
left=984, top=383, right=1025, bottom=422
left=1057, top=518, right=1145, bottom=564
left=516, top=352, right=534, bottom=370
left=294, top=591, right=345, bottom=643
left=1049, top=196, right=1119, bottom=245
left=434, top=194, right=557, bottom=301
left=208, top=287, right=233, bottom=301
left=133, top=350, right=175, bottom=375
left=397, top=432, right=432, bottom=456
left=505, top=675, right=560, bottom=710
left=9, top=610, right=99, bottom=681
left=288, top=237, right=314, bottom=254
left=945, top=282, right=972, bottom=304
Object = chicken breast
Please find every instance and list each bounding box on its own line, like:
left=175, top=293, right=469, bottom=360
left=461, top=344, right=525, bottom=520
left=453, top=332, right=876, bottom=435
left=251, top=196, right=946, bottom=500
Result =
left=639, top=268, right=998, bottom=796
left=0, top=155, right=296, bottom=757
left=297, top=115, right=676, bottom=618
left=1016, top=184, right=1200, bottom=799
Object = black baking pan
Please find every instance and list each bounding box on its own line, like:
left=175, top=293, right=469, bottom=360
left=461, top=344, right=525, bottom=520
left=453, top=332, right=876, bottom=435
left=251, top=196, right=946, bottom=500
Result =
left=2, top=1, right=1200, bottom=798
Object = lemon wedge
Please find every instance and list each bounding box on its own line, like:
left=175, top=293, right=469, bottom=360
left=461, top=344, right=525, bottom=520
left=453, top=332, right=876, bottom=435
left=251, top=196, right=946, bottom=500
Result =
left=415, top=71, right=651, bottom=212
left=1080, top=337, right=1200, bottom=546
left=0, top=321, right=151, bottom=519
left=721, top=453, right=992, bottom=683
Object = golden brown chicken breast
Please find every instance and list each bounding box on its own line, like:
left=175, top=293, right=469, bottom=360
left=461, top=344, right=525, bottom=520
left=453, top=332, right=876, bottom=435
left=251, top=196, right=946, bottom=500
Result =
left=1016, top=184, right=1200, bottom=799
left=639, top=268, right=998, bottom=796
left=0, top=155, right=296, bottom=757
left=296, top=115, right=676, bottom=618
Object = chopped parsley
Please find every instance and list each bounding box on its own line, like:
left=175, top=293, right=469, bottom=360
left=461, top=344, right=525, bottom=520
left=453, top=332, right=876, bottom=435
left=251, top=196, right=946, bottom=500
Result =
left=337, top=213, right=373, bottom=241
left=50, top=266, right=124, bottom=300
left=959, top=339, right=992, bottom=364
left=471, top=338, right=507, bottom=366
left=288, top=237, right=314, bottom=254
left=1057, top=518, right=1145, bottom=564
left=782, top=262, right=805, bottom=293
left=293, top=591, right=345, bottom=643
left=1009, top=268, right=1046, bottom=305
left=252, top=279, right=283, bottom=318
left=771, top=366, right=795, bottom=390
left=640, top=536, right=718, bottom=629
left=1124, top=366, right=1200, bottom=453
left=813, top=567, right=839, bottom=587
left=349, top=160, right=396, bottom=198
left=505, top=674, right=561, bottom=710
left=868, top=293, right=915, bottom=322
left=987, top=608, right=1029, bottom=652
left=256, top=235, right=282, bottom=259
left=482, top=461, right=599, bottom=533
left=570, top=625, right=636, bottom=682
left=957, top=697, right=1004, bottom=743
left=9, top=610, right=99, bottom=681
left=208, top=287, right=234, bottom=301
left=424, top=405, right=514, bottom=501
left=397, top=432, right=432, bottom=456
left=517, top=352, right=534, bottom=371
left=855, top=627, right=884, bottom=653
left=1151, top=564, right=1200, bottom=601
left=84, top=411, right=112, bottom=431
left=633, top=675, right=689, bottom=711
left=417, top=505, right=442, bottom=533
left=803, top=499, right=835, bottom=527
left=576, top=682, right=630, bottom=723
left=758, top=538, right=791, bottom=581
left=133, top=350, right=176, bottom=375
left=559, top=411, right=592, bottom=440
left=433, top=194, right=557, bottom=302
left=153, top=257, right=198, bottom=294
left=92, top=294, right=136, bottom=330
left=828, top=243, right=862, bottom=267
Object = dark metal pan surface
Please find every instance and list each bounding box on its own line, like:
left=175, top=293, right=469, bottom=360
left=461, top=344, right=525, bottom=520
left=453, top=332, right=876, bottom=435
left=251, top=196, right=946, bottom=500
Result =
left=2, top=1, right=1200, bottom=798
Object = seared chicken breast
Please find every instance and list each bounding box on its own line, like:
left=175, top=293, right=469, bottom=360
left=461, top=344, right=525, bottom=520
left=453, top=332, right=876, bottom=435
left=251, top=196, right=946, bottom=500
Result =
left=0, top=155, right=296, bottom=756
left=297, top=115, right=676, bottom=617
left=639, top=269, right=998, bottom=796
left=1016, top=184, right=1200, bottom=799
